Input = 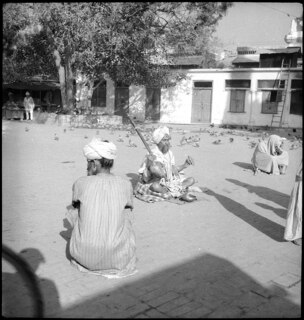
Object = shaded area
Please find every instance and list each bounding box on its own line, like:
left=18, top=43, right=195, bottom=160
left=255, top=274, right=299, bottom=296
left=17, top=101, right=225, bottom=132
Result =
left=126, top=172, right=140, bottom=189
left=205, top=189, right=285, bottom=242
left=2, top=247, right=61, bottom=317
left=55, top=253, right=300, bottom=318
left=233, top=161, right=254, bottom=171
left=255, top=202, right=288, bottom=219
left=226, top=178, right=290, bottom=208
left=60, top=218, right=73, bottom=261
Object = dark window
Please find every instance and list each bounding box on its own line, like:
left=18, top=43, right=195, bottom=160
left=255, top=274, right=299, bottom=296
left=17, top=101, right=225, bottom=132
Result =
left=291, top=79, right=302, bottom=89
left=258, top=80, right=285, bottom=89
left=261, top=90, right=283, bottom=113
left=230, top=90, right=245, bottom=112
left=225, top=79, right=251, bottom=89
left=290, top=88, right=302, bottom=115
left=194, top=81, right=212, bottom=88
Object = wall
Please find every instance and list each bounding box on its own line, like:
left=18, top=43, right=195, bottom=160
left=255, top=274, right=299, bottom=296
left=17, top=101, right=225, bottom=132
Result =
left=105, top=76, right=115, bottom=115
left=107, top=68, right=302, bottom=128
left=129, top=85, right=146, bottom=121
left=160, top=76, right=193, bottom=123
left=158, top=68, right=302, bottom=128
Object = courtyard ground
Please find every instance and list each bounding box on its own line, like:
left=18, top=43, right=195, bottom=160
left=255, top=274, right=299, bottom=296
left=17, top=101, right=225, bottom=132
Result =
left=2, top=118, right=302, bottom=318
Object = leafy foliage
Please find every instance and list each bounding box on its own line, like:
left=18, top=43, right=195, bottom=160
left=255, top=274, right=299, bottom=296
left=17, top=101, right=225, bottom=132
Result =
left=3, top=2, right=232, bottom=110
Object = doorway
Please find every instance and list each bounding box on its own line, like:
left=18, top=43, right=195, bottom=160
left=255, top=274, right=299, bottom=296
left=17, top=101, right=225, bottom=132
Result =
left=115, top=84, right=129, bottom=119
left=191, top=81, right=212, bottom=123
left=145, top=87, right=160, bottom=121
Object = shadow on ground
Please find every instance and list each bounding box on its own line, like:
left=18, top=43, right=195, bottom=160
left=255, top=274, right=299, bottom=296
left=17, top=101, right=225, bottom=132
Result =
left=205, top=189, right=285, bottom=242
left=60, top=218, right=73, bottom=261
left=126, top=172, right=140, bottom=189
left=226, top=178, right=290, bottom=208
left=255, top=202, right=288, bottom=219
left=233, top=161, right=254, bottom=171
left=54, top=253, right=299, bottom=318
left=2, top=247, right=61, bottom=317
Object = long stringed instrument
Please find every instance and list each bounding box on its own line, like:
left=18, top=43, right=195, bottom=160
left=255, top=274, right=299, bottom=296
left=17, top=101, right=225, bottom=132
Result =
left=122, top=108, right=166, bottom=178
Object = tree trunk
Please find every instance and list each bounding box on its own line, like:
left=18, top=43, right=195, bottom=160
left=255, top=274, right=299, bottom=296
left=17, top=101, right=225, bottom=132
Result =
left=53, top=49, right=67, bottom=109
left=65, top=60, right=74, bottom=112
left=87, top=80, right=94, bottom=112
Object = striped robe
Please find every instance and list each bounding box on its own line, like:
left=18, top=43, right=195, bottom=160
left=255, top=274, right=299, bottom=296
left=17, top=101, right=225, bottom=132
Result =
left=69, top=173, right=137, bottom=278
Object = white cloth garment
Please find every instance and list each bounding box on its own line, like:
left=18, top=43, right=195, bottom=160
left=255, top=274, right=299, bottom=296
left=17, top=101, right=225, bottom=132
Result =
left=284, top=161, right=302, bottom=241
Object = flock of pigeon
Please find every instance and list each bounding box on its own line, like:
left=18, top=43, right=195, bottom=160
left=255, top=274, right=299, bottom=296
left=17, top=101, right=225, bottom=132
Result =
left=23, top=123, right=302, bottom=151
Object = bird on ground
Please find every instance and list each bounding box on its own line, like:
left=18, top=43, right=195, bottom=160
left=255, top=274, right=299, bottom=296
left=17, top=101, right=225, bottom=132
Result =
left=249, top=141, right=257, bottom=148
left=54, top=134, right=59, bottom=141
left=193, top=142, right=200, bottom=147
left=210, top=123, right=215, bottom=128
left=192, top=135, right=200, bottom=142
left=180, top=136, right=187, bottom=145
left=129, top=139, right=137, bottom=147
left=229, top=138, right=234, bottom=143
left=84, top=135, right=88, bottom=139
left=117, top=135, right=124, bottom=142
left=25, top=127, right=29, bottom=132
left=213, top=139, right=221, bottom=144
left=290, top=142, right=300, bottom=150
left=63, top=128, right=66, bottom=133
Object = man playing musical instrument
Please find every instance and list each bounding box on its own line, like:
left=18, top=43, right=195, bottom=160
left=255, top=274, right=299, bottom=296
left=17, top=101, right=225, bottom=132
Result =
left=135, top=126, right=196, bottom=202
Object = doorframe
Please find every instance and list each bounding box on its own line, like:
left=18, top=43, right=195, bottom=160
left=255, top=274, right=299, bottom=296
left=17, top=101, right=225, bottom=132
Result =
left=191, top=80, right=213, bottom=123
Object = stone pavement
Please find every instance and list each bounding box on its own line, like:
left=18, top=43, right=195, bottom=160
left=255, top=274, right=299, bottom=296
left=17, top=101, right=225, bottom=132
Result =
left=2, top=120, right=302, bottom=318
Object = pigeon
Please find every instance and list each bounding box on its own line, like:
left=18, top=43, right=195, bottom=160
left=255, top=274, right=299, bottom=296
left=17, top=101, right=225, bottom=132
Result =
left=290, top=142, right=300, bottom=150
left=229, top=138, right=234, bottom=143
left=210, top=123, right=215, bottom=128
left=213, top=139, right=221, bottom=144
left=84, top=135, right=88, bottom=139
left=180, top=136, right=187, bottom=145
left=117, top=135, right=124, bottom=142
left=249, top=141, right=257, bottom=148
left=25, top=127, right=29, bottom=132
left=54, top=134, right=59, bottom=141
left=193, top=142, right=200, bottom=147
left=129, top=139, right=137, bottom=147
left=63, top=128, right=66, bottom=133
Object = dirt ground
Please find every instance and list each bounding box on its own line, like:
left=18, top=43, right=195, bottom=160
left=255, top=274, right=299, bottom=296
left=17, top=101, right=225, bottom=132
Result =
left=2, top=119, right=302, bottom=317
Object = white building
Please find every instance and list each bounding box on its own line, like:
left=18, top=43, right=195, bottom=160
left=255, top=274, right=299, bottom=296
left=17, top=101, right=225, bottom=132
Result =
left=95, top=65, right=302, bottom=129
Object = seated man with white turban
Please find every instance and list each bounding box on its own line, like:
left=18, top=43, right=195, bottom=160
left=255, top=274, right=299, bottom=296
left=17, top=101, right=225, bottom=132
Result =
left=68, top=137, right=137, bottom=278
left=135, top=126, right=196, bottom=202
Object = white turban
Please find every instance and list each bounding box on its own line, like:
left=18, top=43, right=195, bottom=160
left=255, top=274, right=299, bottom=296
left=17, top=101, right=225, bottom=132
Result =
left=152, top=126, right=170, bottom=144
left=83, top=138, right=117, bottom=160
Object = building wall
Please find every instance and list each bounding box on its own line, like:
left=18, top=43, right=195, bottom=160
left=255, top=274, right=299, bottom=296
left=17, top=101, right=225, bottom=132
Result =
left=129, top=85, right=146, bottom=121
left=158, top=68, right=302, bottom=127
left=105, top=76, right=115, bottom=115
left=107, top=68, right=302, bottom=128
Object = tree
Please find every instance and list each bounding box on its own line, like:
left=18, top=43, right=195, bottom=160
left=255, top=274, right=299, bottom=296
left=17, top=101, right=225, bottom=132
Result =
left=3, top=2, right=232, bottom=113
